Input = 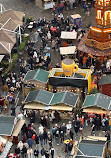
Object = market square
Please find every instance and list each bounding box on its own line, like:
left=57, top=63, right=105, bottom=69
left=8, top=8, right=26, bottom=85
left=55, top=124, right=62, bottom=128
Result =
left=0, top=0, right=111, bottom=157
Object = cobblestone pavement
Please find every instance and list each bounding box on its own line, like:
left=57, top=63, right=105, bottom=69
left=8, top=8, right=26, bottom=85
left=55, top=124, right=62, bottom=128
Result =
left=1, top=0, right=96, bottom=28
left=0, top=1, right=107, bottom=158
left=1, top=0, right=97, bottom=65
left=0, top=106, right=107, bottom=158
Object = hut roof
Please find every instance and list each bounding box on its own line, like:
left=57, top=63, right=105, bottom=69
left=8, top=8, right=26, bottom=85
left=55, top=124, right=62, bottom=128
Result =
left=0, top=10, right=24, bottom=24
left=0, top=116, right=15, bottom=136
left=25, top=89, right=78, bottom=107
left=99, top=74, right=111, bottom=86
left=24, top=69, right=49, bottom=83
left=76, top=139, right=106, bottom=158
left=0, top=41, right=14, bottom=55
left=82, top=93, right=111, bottom=110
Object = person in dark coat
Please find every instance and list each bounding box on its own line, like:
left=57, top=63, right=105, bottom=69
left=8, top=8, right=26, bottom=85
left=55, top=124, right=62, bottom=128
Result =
left=105, top=131, right=110, bottom=149
left=35, top=134, right=39, bottom=147
left=68, top=142, right=73, bottom=156
left=70, top=130, right=74, bottom=140
left=15, top=146, right=20, bottom=157
left=39, top=133, right=44, bottom=147
left=50, top=147, right=55, bottom=158
left=45, top=150, right=50, bottom=158
left=21, top=123, right=28, bottom=135
left=105, top=118, right=109, bottom=132
left=30, top=117, right=35, bottom=123
left=60, top=130, right=64, bottom=143
left=96, top=117, right=101, bottom=131
left=11, top=105, right=16, bottom=116
left=43, top=130, right=48, bottom=145
left=61, top=123, right=66, bottom=134
left=27, top=130, right=33, bottom=139
left=34, top=148, right=39, bottom=158
left=41, top=148, right=45, bottom=156
left=21, top=145, right=27, bottom=158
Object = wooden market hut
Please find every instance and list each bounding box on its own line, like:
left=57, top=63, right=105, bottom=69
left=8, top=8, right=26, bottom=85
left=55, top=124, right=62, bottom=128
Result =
left=0, top=116, right=25, bottom=158
left=23, top=69, right=49, bottom=96
left=82, top=93, right=111, bottom=116
left=59, top=46, right=76, bottom=59
left=60, top=31, right=77, bottom=46
left=99, top=74, right=111, bottom=97
left=72, top=136, right=107, bottom=158
left=24, top=89, right=79, bottom=113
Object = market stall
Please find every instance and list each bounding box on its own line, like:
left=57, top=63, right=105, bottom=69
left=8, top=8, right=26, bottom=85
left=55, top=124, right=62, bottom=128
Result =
left=0, top=116, right=25, bottom=158
left=72, top=136, right=107, bottom=158
left=0, top=137, right=12, bottom=158
left=82, top=93, right=111, bottom=116
left=24, top=89, right=79, bottom=119
left=35, top=0, right=55, bottom=9
left=44, top=0, right=55, bottom=10
left=70, top=14, right=82, bottom=28
left=60, top=31, right=77, bottom=46
left=60, top=46, right=76, bottom=59
left=23, top=68, right=49, bottom=96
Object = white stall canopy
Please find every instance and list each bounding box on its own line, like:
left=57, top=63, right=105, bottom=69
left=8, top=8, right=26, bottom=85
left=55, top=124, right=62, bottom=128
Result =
left=60, top=46, right=76, bottom=55
left=61, top=31, right=77, bottom=40
left=70, top=14, right=81, bottom=20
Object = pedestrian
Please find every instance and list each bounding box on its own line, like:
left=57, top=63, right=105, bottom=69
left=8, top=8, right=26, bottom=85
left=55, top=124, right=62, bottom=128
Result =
left=35, top=134, right=39, bottom=147
left=18, top=141, right=23, bottom=151
left=43, top=130, right=48, bottom=145
left=34, top=147, right=39, bottom=158
left=34, top=31, right=39, bottom=42
left=70, top=130, right=74, bottom=140
left=39, top=132, right=44, bottom=147
left=48, top=132, right=53, bottom=148
left=68, top=142, right=73, bottom=156
left=15, top=146, right=20, bottom=157
left=28, top=138, right=33, bottom=148
left=21, top=145, right=27, bottom=158
left=105, top=131, right=110, bottom=149
left=55, top=128, right=60, bottom=145
left=52, top=126, right=56, bottom=139
left=41, top=148, right=45, bottom=158
left=11, top=105, right=16, bottom=116
left=45, top=150, right=50, bottom=158
left=27, top=148, right=33, bottom=158
left=79, top=125, right=83, bottom=138
left=60, top=130, right=64, bottom=142
left=50, top=146, right=55, bottom=158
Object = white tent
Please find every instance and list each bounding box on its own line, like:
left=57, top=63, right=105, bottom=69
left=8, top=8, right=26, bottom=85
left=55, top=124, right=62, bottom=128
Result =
left=61, top=31, right=77, bottom=40
left=70, top=14, right=81, bottom=20
left=60, top=46, right=76, bottom=55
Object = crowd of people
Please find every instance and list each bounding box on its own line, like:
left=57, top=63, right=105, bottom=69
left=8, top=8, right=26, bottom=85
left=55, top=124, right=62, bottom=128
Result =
left=8, top=111, right=110, bottom=158
left=0, top=0, right=111, bottom=157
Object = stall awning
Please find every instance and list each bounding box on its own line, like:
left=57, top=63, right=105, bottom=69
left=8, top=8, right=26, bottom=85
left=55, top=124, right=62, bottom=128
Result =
left=61, top=31, right=77, bottom=40
left=12, top=119, right=25, bottom=137
left=60, top=46, right=76, bottom=55
left=24, top=104, right=46, bottom=110
left=49, top=105, right=72, bottom=111
left=83, top=108, right=107, bottom=114
left=24, top=104, right=72, bottom=111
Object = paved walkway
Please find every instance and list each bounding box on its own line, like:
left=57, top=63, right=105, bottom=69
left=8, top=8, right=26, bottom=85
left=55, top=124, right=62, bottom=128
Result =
left=1, top=0, right=96, bottom=28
